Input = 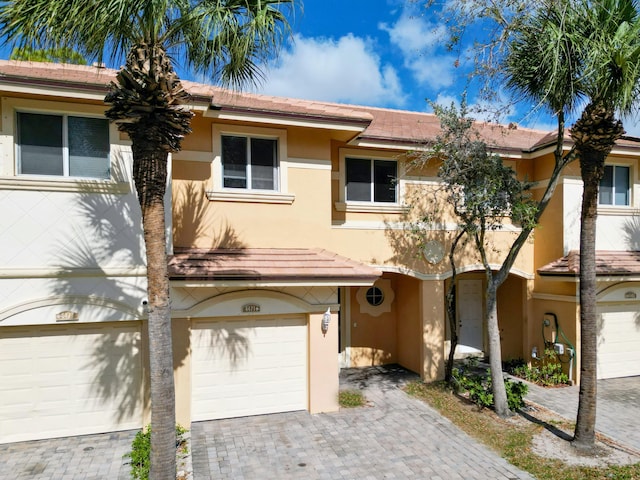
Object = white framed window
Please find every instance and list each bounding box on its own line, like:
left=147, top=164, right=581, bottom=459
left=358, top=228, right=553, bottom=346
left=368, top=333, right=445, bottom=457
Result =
left=17, top=112, right=110, bottom=179
left=222, top=135, right=278, bottom=190
left=335, top=149, right=406, bottom=214
left=599, top=165, right=630, bottom=206
left=209, top=124, right=293, bottom=204
left=345, top=157, right=397, bottom=203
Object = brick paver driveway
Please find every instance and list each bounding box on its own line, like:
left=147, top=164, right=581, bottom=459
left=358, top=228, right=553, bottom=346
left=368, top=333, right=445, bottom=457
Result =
left=191, top=365, right=534, bottom=480
left=0, top=429, right=135, bottom=479
left=526, top=375, right=640, bottom=451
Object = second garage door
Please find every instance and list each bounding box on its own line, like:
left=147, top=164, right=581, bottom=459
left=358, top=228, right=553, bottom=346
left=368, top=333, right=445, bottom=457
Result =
left=0, top=322, right=143, bottom=444
left=191, top=316, right=307, bottom=421
left=597, top=304, right=640, bottom=379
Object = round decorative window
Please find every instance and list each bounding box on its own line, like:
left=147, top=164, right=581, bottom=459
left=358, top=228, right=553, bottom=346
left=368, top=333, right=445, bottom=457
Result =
left=365, top=286, right=385, bottom=306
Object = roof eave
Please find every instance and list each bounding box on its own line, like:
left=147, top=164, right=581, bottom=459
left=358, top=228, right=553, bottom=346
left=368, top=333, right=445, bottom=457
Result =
left=204, top=104, right=371, bottom=132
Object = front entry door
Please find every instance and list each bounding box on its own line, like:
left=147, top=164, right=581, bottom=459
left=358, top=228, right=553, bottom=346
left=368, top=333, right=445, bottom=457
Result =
left=457, top=279, right=484, bottom=353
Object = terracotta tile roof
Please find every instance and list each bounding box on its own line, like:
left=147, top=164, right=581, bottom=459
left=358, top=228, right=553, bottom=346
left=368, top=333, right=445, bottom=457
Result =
left=0, top=60, right=114, bottom=92
left=538, top=250, right=640, bottom=276
left=168, top=248, right=381, bottom=284
left=204, top=87, right=373, bottom=125
left=1, top=60, right=639, bottom=152
left=349, top=105, right=552, bottom=151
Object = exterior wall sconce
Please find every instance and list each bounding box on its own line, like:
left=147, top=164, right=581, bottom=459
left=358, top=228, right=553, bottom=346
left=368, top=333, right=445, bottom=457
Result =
left=321, top=308, right=331, bottom=336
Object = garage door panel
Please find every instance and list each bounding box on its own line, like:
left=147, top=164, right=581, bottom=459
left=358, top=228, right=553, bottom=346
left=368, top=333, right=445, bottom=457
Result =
left=597, top=306, right=640, bottom=379
left=0, top=323, right=143, bottom=444
left=192, top=316, right=307, bottom=421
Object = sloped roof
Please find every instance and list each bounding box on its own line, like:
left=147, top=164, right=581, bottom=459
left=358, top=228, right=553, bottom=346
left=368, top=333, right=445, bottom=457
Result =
left=1, top=59, right=639, bottom=152
left=168, top=248, right=381, bottom=284
left=538, top=250, right=640, bottom=276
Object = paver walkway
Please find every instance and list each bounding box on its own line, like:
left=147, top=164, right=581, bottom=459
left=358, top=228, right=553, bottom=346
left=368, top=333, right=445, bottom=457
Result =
left=191, top=364, right=534, bottom=480
left=524, top=375, right=640, bottom=451
left=0, top=429, right=135, bottom=480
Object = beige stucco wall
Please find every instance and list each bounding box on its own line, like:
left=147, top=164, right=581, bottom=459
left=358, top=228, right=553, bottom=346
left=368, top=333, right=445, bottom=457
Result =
left=308, top=311, right=339, bottom=414
left=172, top=318, right=192, bottom=428
left=531, top=296, right=579, bottom=382
left=349, top=280, right=397, bottom=367
left=395, top=275, right=423, bottom=374
left=420, top=280, right=445, bottom=381
left=497, top=274, right=525, bottom=361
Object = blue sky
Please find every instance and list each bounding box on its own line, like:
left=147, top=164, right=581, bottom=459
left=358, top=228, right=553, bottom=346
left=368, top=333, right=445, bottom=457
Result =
left=250, top=0, right=640, bottom=136
left=2, top=0, right=639, bottom=136
left=250, top=0, right=558, bottom=132
left=256, top=1, right=466, bottom=113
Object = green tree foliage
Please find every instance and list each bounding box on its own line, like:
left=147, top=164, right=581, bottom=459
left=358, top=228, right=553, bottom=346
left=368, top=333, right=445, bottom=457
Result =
left=413, top=100, right=572, bottom=418
left=503, top=0, right=640, bottom=451
left=0, top=1, right=293, bottom=478
left=10, top=45, right=87, bottom=64
left=430, top=0, right=640, bottom=449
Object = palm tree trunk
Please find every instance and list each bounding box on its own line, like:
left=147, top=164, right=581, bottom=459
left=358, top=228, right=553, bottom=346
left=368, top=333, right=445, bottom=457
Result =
left=106, top=43, right=193, bottom=479
left=571, top=103, right=624, bottom=451
left=133, top=146, right=177, bottom=479
left=572, top=147, right=602, bottom=451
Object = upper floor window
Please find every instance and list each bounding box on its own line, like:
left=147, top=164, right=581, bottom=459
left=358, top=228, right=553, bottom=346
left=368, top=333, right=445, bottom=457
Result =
left=599, top=165, right=630, bottom=206
left=222, top=135, right=278, bottom=191
left=346, top=157, right=397, bottom=203
left=17, top=112, right=110, bottom=179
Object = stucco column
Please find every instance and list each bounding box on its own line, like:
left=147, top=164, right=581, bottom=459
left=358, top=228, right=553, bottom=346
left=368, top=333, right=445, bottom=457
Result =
left=172, top=318, right=191, bottom=427
left=308, top=310, right=339, bottom=414
left=523, top=278, right=535, bottom=362
left=420, top=280, right=445, bottom=381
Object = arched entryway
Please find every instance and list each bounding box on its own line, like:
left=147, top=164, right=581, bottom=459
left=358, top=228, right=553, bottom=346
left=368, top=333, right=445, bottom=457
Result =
left=339, top=272, right=423, bottom=375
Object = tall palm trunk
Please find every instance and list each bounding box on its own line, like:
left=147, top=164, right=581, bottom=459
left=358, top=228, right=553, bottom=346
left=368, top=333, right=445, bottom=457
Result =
left=106, top=43, right=193, bottom=479
left=570, top=102, right=624, bottom=450
left=133, top=147, right=176, bottom=478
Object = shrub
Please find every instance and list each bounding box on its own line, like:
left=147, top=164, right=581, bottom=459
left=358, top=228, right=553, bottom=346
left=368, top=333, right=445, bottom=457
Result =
left=508, top=349, right=570, bottom=387
left=453, top=365, right=528, bottom=411
left=126, top=425, right=188, bottom=480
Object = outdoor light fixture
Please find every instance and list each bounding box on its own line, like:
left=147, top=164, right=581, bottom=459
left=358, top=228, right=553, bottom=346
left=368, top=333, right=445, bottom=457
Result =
left=321, top=308, right=331, bottom=336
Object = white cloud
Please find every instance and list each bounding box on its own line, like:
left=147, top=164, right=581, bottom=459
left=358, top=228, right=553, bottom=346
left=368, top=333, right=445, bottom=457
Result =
left=380, top=13, right=457, bottom=90
left=256, top=34, right=407, bottom=107
left=621, top=113, right=640, bottom=138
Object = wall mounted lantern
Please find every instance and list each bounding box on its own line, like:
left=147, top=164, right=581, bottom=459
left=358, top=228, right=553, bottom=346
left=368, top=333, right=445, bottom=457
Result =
left=321, top=308, right=331, bottom=336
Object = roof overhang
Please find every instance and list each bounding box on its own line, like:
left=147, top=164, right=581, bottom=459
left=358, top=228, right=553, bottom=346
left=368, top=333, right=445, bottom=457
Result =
left=168, top=248, right=381, bottom=287
left=204, top=105, right=371, bottom=133
left=538, top=250, right=640, bottom=279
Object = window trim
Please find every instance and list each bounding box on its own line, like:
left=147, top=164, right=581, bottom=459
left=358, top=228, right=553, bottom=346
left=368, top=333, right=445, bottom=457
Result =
left=210, top=124, right=293, bottom=204
left=599, top=163, right=631, bottom=208
left=336, top=149, right=405, bottom=213
left=16, top=111, right=111, bottom=180
left=0, top=97, right=128, bottom=194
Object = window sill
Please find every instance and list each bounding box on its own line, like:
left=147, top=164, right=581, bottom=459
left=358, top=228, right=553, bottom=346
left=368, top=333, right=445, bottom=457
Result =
left=206, top=190, right=295, bottom=204
left=334, top=202, right=408, bottom=214
left=598, top=205, right=637, bottom=215
left=0, top=176, right=130, bottom=194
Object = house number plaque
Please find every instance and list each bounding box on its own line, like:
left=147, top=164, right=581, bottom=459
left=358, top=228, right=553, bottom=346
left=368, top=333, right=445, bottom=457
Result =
left=242, top=303, right=261, bottom=313
left=56, top=310, right=79, bottom=321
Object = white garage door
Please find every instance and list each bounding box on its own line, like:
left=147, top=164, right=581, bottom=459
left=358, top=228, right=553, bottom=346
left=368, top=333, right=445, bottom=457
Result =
left=0, top=322, right=143, bottom=444
left=597, top=304, right=640, bottom=379
left=192, top=316, right=307, bottom=421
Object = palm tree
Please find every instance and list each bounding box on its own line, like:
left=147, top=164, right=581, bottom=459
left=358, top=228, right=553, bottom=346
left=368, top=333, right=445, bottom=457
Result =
left=569, top=0, right=640, bottom=450
left=0, top=1, right=292, bottom=477
left=505, top=0, right=640, bottom=450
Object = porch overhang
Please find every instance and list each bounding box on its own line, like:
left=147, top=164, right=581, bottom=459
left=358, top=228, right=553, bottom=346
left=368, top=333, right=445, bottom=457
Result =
left=537, top=250, right=640, bottom=280
left=168, top=248, right=382, bottom=287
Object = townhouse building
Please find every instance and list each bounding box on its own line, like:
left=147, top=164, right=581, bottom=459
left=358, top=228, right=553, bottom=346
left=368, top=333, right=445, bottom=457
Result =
left=1, top=60, right=639, bottom=444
